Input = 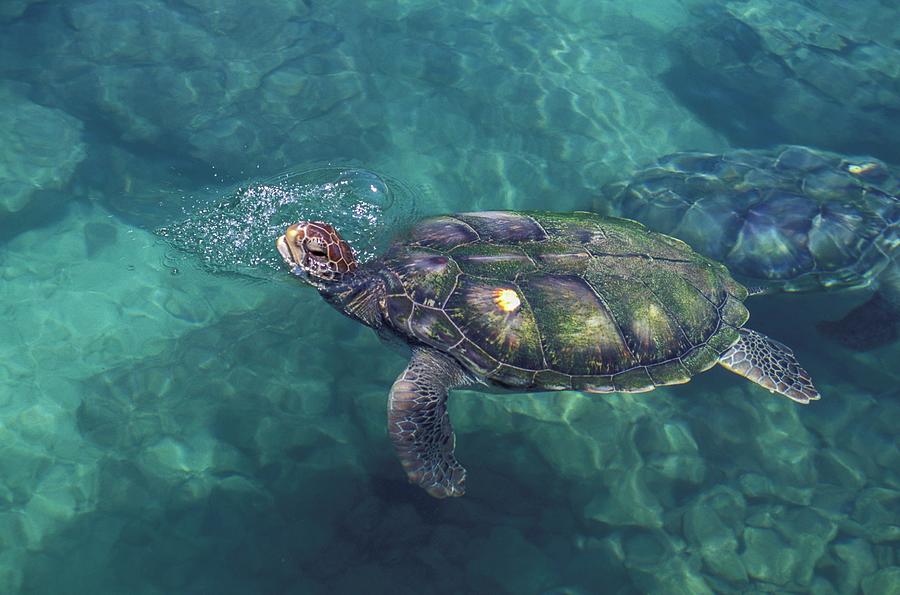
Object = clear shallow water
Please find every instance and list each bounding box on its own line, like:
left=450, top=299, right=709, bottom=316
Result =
left=1, top=1, right=898, bottom=594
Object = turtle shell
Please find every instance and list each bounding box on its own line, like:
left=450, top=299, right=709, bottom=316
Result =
left=379, top=211, right=749, bottom=393
left=601, top=145, right=900, bottom=292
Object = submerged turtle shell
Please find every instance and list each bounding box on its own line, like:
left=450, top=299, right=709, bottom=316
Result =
left=602, top=145, right=899, bottom=292
left=378, top=211, right=749, bottom=393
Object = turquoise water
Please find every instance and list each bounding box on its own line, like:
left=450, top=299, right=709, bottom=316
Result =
left=1, top=1, right=898, bottom=593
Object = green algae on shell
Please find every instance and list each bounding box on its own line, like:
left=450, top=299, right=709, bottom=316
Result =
left=383, top=210, right=749, bottom=392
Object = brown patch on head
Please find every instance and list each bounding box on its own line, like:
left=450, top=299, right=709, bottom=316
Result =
left=277, top=221, right=358, bottom=281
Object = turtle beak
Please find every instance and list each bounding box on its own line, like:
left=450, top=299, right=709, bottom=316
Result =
left=276, top=225, right=308, bottom=278
left=276, top=234, right=294, bottom=265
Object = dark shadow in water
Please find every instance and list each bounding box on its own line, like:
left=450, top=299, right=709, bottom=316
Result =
left=660, top=60, right=790, bottom=149
left=659, top=9, right=792, bottom=150
left=661, top=4, right=900, bottom=164
left=0, top=188, right=73, bottom=245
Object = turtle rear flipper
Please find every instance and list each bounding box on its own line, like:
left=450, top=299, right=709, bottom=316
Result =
left=817, top=290, right=899, bottom=351
left=817, top=263, right=900, bottom=351
left=718, top=328, right=820, bottom=403
left=388, top=349, right=471, bottom=498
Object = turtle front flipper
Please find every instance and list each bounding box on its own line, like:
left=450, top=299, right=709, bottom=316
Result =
left=388, top=349, right=472, bottom=498
left=718, top=328, right=820, bottom=404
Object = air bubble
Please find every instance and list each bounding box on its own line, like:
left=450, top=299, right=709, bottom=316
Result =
left=156, top=166, right=422, bottom=281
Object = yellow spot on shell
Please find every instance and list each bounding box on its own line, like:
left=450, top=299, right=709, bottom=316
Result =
left=494, top=288, right=521, bottom=312
left=847, top=162, right=878, bottom=175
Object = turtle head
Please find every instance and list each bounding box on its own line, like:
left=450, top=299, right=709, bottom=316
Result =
left=276, top=221, right=358, bottom=284
left=277, top=221, right=383, bottom=328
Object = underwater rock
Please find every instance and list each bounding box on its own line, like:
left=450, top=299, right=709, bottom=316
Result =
left=24, top=464, right=96, bottom=532
left=624, top=533, right=714, bottom=595
left=95, top=459, right=157, bottom=514
left=862, top=567, right=900, bottom=595
left=736, top=398, right=820, bottom=486
left=565, top=533, right=636, bottom=592
left=266, top=376, right=335, bottom=419
left=666, top=1, right=900, bottom=161
left=583, top=472, right=665, bottom=529
left=138, top=436, right=213, bottom=481
left=817, top=447, right=867, bottom=489
left=843, top=394, right=900, bottom=483
left=634, top=418, right=706, bottom=487
left=741, top=526, right=797, bottom=586
left=779, top=507, right=839, bottom=586
left=529, top=422, right=606, bottom=481
left=831, top=538, right=878, bottom=595
left=643, top=452, right=705, bottom=486
left=0, top=543, right=25, bottom=593
left=0, top=439, right=55, bottom=512
left=0, top=84, right=85, bottom=216
left=682, top=488, right=748, bottom=583
left=621, top=529, right=673, bottom=571
left=260, top=67, right=362, bottom=123
left=739, top=472, right=813, bottom=505
left=465, top=526, right=554, bottom=594
left=808, top=577, right=841, bottom=595
left=741, top=505, right=838, bottom=588
left=852, top=488, right=900, bottom=544
left=0, top=0, right=37, bottom=22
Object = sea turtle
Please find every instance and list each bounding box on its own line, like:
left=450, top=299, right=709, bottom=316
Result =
left=277, top=210, right=819, bottom=498
left=600, top=145, right=899, bottom=350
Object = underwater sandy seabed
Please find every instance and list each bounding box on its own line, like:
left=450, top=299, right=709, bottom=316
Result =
left=1, top=0, right=899, bottom=593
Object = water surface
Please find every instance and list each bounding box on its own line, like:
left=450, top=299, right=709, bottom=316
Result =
left=1, top=1, right=898, bottom=593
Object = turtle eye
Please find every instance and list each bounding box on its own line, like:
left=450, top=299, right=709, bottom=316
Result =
left=306, top=240, right=327, bottom=257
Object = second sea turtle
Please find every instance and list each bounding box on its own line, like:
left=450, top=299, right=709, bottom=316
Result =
left=601, top=145, right=899, bottom=349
